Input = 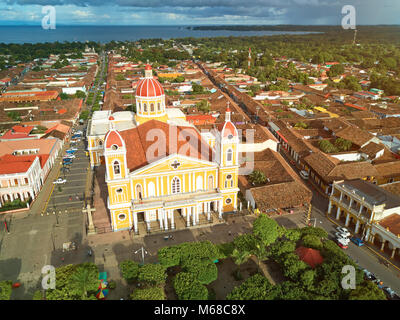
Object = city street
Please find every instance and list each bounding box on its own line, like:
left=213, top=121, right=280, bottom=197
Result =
left=310, top=192, right=400, bottom=293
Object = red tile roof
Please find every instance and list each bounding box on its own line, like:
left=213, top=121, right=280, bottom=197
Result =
left=115, top=119, right=213, bottom=172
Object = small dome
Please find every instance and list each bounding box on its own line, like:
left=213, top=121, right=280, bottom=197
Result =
left=145, top=64, right=152, bottom=70
left=109, top=116, right=115, bottom=121
left=105, top=130, right=124, bottom=149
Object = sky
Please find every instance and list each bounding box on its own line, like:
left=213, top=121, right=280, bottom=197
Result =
left=0, top=0, right=399, bottom=26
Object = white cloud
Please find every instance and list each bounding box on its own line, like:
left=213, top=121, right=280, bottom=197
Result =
left=73, top=10, right=93, bottom=18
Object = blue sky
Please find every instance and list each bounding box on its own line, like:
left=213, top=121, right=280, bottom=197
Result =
left=0, top=0, right=399, bottom=25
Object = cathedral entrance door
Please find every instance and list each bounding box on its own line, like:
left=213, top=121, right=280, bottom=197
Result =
left=137, top=212, right=145, bottom=222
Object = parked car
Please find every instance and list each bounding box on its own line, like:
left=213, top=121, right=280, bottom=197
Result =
left=336, top=238, right=348, bottom=249
left=336, top=227, right=351, bottom=237
left=383, top=287, right=397, bottom=299
left=72, top=134, right=82, bottom=139
left=63, top=155, right=76, bottom=159
left=299, top=170, right=309, bottom=180
left=335, top=232, right=349, bottom=240
left=53, top=178, right=66, bottom=184
left=66, top=149, right=77, bottom=154
left=351, top=237, right=364, bottom=246
left=63, top=158, right=73, bottom=164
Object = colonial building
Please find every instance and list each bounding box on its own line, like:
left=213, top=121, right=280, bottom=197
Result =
left=0, top=138, right=61, bottom=208
left=328, top=179, right=400, bottom=260
left=87, top=65, right=240, bottom=232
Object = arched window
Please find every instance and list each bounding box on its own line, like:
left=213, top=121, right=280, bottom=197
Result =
left=171, top=177, right=181, bottom=194
left=148, top=181, right=156, bottom=197
left=143, top=103, right=147, bottom=112
left=150, top=103, right=155, bottom=112
left=157, top=102, right=161, bottom=111
left=138, top=102, right=141, bottom=113
left=113, top=161, right=120, bottom=175
left=136, top=184, right=143, bottom=200
left=196, top=175, right=203, bottom=191
left=227, top=149, right=233, bottom=163
left=225, top=174, right=233, bottom=188
left=208, top=175, right=214, bottom=189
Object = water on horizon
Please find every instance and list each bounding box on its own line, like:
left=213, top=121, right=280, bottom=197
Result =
left=0, top=25, right=316, bottom=44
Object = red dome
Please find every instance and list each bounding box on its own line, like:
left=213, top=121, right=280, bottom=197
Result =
left=136, top=78, right=164, bottom=97
left=145, top=64, right=152, bottom=70
left=105, top=130, right=124, bottom=149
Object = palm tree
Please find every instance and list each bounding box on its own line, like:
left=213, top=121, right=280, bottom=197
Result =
left=252, top=243, right=268, bottom=272
left=70, top=267, right=97, bottom=299
left=231, top=248, right=251, bottom=266
left=249, top=170, right=267, bottom=186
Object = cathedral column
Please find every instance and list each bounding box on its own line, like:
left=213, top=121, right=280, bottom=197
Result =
left=218, top=200, right=223, bottom=219
left=192, top=207, right=197, bottom=226
left=207, top=202, right=211, bottom=221
left=158, top=209, right=164, bottom=230
left=163, top=209, right=169, bottom=231
left=186, top=207, right=191, bottom=227
left=170, top=210, right=175, bottom=229
left=336, top=207, right=341, bottom=220
left=133, top=212, right=138, bottom=234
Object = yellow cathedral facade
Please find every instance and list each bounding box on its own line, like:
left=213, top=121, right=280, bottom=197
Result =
left=87, top=65, right=239, bottom=233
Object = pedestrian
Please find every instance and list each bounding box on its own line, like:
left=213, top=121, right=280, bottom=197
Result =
left=61, top=257, right=65, bottom=263
left=88, top=249, right=92, bottom=257
left=228, top=230, right=232, bottom=236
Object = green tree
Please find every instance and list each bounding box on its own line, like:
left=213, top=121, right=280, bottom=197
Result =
left=334, top=138, right=352, bottom=152
left=282, top=253, right=309, bottom=281
left=301, top=226, right=328, bottom=239
left=327, top=64, right=345, bottom=77
left=79, top=110, right=90, bottom=120
left=0, top=281, right=12, bottom=300
left=75, top=90, right=86, bottom=99
left=252, top=214, right=279, bottom=246
left=318, top=140, right=338, bottom=153
left=137, top=264, right=167, bottom=285
left=182, top=258, right=218, bottom=285
left=119, top=260, right=140, bottom=283
left=227, top=274, right=275, bottom=300
left=302, top=234, right=323, bottom=250
left=69, top=266, right=99, bottom=299
left=195, top=99, right=210, bottom=113
left=348, top=280, right=387, bottom=300
left=248, top=170, right=267, bottom=185
left=173, top=272, right=208, bottom=300
left=59, top=93, right=70, bottom=100
left=192, top=83, right=205, bottom=94
left=130, top=286, right=165, bottom=300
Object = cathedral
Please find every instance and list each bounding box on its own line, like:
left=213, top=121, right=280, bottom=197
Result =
left=87, top=65, right=239, bottom=232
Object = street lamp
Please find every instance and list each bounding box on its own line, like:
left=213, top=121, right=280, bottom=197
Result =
left=135, top=246, right=148, bottom=265
left=309, top=218, right=322, bottom=228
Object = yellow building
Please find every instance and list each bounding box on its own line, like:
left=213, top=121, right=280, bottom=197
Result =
left=88, top=65, right=239, bottom=232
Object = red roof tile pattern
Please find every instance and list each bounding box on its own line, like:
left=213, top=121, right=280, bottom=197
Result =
left=135, top=77, right=164, bottom=97
left=115, top=120, right=213, bottom=172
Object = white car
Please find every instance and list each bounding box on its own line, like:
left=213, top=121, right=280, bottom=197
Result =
left=300, top=170, right=309, bottom=180
left=53, top=178, right=67, bottom=184
left=63, top=155, right=76, bottom=159
left=335, top=232, right=349, bottom=240
left=336, top=227, right=351, bottom=237
left=73, top=130, right=83, bottom=135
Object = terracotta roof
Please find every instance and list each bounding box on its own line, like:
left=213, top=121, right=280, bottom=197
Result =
left=359, top=142, right=384, bottom=159
left=115, top=120, right=213, bottom=172
left=335, top=125, right=374, bottom=147
left=378, top=214, right=400, bottom=236
left=0, top=154, right=49, bottom=174
left=374, top=161, right=400, bottom=179
left=240, top=149, right=312, bottom=210
left=295, top=247, right=324, bottom=269
left=303, top=151, right=378, bottom=182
